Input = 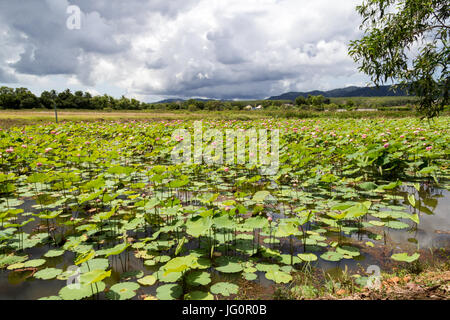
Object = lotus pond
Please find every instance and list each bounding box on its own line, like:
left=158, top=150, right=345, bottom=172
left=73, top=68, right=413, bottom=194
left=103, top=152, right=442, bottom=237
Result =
left=0, top=117, right=449, bottom=300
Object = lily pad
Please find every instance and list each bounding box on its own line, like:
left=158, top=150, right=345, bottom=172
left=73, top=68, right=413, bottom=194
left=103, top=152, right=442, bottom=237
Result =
left=137, top=275, right=157, bottom=286
left=391, top=252, right=420, bottom=263
left=59, top=281, right=106, bottom=300
left=34, top=268, right=63, bottom=280
left=320, top=251, right=344, bottom=262
left=24, top=259, right=46, bottom=268
left=184, top=291, right=214, bottom=300
left=106, top=282, right=140, bottom=300
left=44, top=249, right=65, bottom=258
left=336, top=246, right=360, bottom=257
left=210, top=282, right=239, bottom=296
left=265, top=269, right=292, bottom=284
left=215, top=257, right=243, bottom=273
left=156, top=284, right=182, bottom=300
left=186, top=271, right=211, bottom=286
left=297, top=253, right=318, bottom=262
left=243, top=273, right=258, bottom=281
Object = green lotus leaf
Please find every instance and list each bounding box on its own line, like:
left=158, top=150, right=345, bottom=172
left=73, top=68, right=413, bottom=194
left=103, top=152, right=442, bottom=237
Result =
left=34, top=268, right=63, bottom=280
left=163, top=255, right=198, bottom=274
left=74, top=249, right=95, bottom=265
left=391, top=252, right=420, bottom=263
left=121, top=270, right=144, bottom=280
left=215, top=257, right=243, bottom=274
left=320, top=251, right=344, bottom=262
left=106, top=282, right=140, bottom=300
left=156, top=270, right=183, bottom=283
left=210, top=282, right=239, bottom=296
left=265, top=269, right=292, bottom=284
left=59, top=281, right=106, bottom=300
left=186, top=217, right=212, bottom=237
left=44, top=249, right=65, bottom=258
left=137, top=275, right=157, bottom=286
left=80, top=258, right=109, bottom=273
left=297, top=253, right=318, bottom=262
left=7, top=262, right=25, bottom=270
left=0, top=254, right=28, bottom=268
left=243, top=273, right=258, bottom=281
left=24, top=259, right=46, bottom=268
left=102, top=243, right=129, bottom=258
left=80, top=269, right=111, bottom=285
left=252, top=191, right=270, bottom=202
left=186, top=271, right=211, bottom=286
left=156, top=284, right=182, bottom=300
left=385, top=221, right=410, bottom=230
left=336, top=246, right=360, bottom=257
left=255, top=263, right=279, bottom=272
left=184, top=291, right=214, bottom=300
left=274, top=222, right=300, bottom=237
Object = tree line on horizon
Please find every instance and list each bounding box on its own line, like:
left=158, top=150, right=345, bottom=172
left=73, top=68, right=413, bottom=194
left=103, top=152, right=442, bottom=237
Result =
left=0, top=86, right=419, bottom=112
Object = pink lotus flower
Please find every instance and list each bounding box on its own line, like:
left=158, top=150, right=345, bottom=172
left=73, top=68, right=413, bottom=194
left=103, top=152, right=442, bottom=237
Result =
left=36, top=162, right=43, bottom=167
left=21, top=144, right=27, bottom=148
left=426, top=146, right=432, bottom=151
left=45, top=148, right=52, bottom=153
left=85, top=141, right=91, bottom=145
left=224, top=167, right=229, bottom=172
left=5, top=148, right=14, bottom=153
left=51, top=131, right=56, bottom=134
left=400, top=135, right=405, bottom=139
left=155, top=137, right=160, bottom=141
left=383, top=143, right=389, bottom=148
left=267, top=216, right=273, bottom=222
left=362, top=134, right=367, bottom=139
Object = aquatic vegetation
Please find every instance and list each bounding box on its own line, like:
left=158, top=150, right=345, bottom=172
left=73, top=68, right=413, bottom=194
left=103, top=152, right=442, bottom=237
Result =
left=0, top=117, right=449, bottom=300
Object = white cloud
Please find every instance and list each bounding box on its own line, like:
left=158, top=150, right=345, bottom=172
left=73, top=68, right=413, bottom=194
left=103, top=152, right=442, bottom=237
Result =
left=0, top=0, right=369, bottom=101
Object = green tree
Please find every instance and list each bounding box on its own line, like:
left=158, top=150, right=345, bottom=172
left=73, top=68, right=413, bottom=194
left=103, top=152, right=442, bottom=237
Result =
left=349, top=0, right=449, bottom=118
left=295, top=96, right=307, bottom=106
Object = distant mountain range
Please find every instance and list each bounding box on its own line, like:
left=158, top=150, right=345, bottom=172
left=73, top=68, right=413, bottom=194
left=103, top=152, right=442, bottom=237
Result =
left=155, top=85, right=409, bottom=103
left=266, top=85, right=409, bottom=101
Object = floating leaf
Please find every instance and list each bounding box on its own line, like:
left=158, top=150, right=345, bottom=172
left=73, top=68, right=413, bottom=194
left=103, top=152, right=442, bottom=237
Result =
left=210, top=282, right=239, bottom=296
left=184, top=291, right=214, bottom=300
left=156, top=284, right=182, bottom=300
left=320, top=251, right=344, bottom=262
left=44, top=249, right=65, bottom=258
left=34, top=268, right=62, bottom=280
left=297, top=253, right=318, bottom=262
left=243, top=273, right=258, bottom=281
left=186, top=271, right=211, bottom=286
left=24, top=259, right=46, bottom=268
left=137, top=275, right=157, bottom=286
left=59, top=282, right=105, bottom=300
left=265, top=269, right=292, bottom=284
left=106, top=282, right=140, bottom=300
left=74, top=249, right=95, bottom=266
left=80, top=269, right=111, bottom=285
left=391, top=252, right=420, bottom=263
left=336, top=246, right=360, bottom=257
left=215, top=257, right=243, bottom=273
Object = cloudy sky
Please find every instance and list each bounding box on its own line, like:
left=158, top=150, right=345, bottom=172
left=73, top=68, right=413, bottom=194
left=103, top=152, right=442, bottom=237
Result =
left=0, top=0, right=372, bottom=102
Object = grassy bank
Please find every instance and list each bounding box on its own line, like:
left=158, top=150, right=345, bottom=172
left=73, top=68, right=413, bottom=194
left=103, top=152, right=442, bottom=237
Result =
left=2, top=108, right=446, bottom=128
left=234, top=253, right=450, bottom=300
